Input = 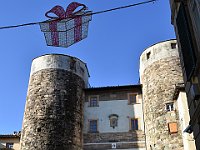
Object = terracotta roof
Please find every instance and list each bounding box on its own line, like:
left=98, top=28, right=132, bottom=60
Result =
left=85, top=84, right=142, bottom=91
left=0, top=134, right=20, bottom=138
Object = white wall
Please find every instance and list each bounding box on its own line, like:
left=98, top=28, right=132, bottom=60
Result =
left=176, top=91, right=196, bottom=150
left=0, top=138, right=20, bottom=150
left=140, top=39, right=178, bottom=76
left=30, top=54, right=89, bottom=87
left=83, top=99, right=144, bottom=133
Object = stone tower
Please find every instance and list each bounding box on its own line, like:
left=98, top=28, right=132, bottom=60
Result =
left=20, top=54, right=89, bottom=150
left=139, top=40, right=184, bottom=150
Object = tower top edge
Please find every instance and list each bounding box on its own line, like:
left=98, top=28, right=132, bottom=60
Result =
left=32, top=53, right=90, bottom=77
left=30, top=54, right=90, bottom=86
left=142, top=39, right=177, bottom=54
left=139, top=39, right=179, bottom=76
left=32, top=53, right=87, bottom=65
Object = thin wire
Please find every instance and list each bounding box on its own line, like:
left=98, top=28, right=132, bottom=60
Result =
left=0, top=22, right=40, bottom=30
left=0, top=0, right=157, bottom=30
left=91, top=0, right=156, bottom=15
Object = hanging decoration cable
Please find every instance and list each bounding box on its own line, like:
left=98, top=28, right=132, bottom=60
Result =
left=0, top=0, right=157, bottom=30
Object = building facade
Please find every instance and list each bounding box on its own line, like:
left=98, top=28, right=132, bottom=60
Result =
left=1, top=40, right=196, bottom=150
left=173, top=83, right=196, bottom=150
left=0, top=133, right=20, bottom=150
left=83, top=85, right=145, bottom=150
left=169, top=0, right=200, bottom=149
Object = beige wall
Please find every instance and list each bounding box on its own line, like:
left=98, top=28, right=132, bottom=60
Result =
left=176, top=91, right=196, bottom=150
left=84, top=98, right=144, bottom=133
left=0, top=137, right=20, bottom=150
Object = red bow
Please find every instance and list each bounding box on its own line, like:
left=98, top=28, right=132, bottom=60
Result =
left=45, top=2, right=87, bottom=19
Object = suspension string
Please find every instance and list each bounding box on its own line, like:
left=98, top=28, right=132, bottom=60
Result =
left=0, top=0, right=157, bottom=30
left=91, top=0, right=156, bottom=15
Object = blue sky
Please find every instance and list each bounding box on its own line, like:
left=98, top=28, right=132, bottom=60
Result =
left=0, top=0, right=175, bottom=134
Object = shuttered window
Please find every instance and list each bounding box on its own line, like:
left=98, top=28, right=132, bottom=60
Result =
left=176, top=2, right=196, bottom=80
left=131, top=118, right=139, bottom=130
left=189, top=0, right=200, bottom=42
left=168, top=122, right=178, bottom=134
left=89, top=96, right=99, bottom=107
left=89, top=120, right=98, bottom=132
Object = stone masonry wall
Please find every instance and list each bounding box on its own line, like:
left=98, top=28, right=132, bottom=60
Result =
left=83, top=131, right=145, bottom=150
left=140, top=40, right=184, bottom=150
left=141, top=57, right=184, bottom=150
left=20, top=69, right=85, bottom=150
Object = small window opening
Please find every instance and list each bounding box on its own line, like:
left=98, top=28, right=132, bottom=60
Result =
left=166, top=103, right=174, bottom=111
left=171, top=43, right=177, bottom=49
left=37, top=128, right=41, bottom=132
left=147, top=52, right=151, bottom=59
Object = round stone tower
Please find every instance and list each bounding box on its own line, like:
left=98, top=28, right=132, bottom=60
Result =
left=20, top=54, right=89, bottom=150
left=139, top=40, right=184, bottom=150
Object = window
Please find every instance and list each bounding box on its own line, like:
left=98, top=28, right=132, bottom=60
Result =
left=109, top=114, right=118, bottom=128
left=128, top=93, right=137, bottom=104
left=37, top=127, right=41, bottom=132
left=89, top=120, right=98, bottom=132
left=130, top=118, right=139, bottom=130
left=6, top=143, right=13, bottom=149
left=166, top=103, right=174, bottom=111
left=171, top=43, right=177, bottom=49
left=168, top=122, right=178, bottom=134
left=89, top=96, right=99, bottom=107
left=146, top=52, right=151, bottom=59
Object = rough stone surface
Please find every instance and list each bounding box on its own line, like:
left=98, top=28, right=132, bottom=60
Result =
left=84, top=142, right=145, bottom=150
left=83, top=131, right=145, bottom=150
left=20, top=68, right=85, bottom=150
left=140, top=40, right=184, bottom=150
left=84, top=131, right=145, bottom=143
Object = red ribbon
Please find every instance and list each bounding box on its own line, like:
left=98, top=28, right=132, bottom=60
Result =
left=45, top=2, right=86, bottom=46
left=45, top=2, right=86, bottom=19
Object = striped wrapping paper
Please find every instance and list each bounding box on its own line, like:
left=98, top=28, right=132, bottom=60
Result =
left=40, top=11, right=92, bottom=48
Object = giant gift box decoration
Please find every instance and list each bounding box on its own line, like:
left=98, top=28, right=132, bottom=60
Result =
left=40, top=2, right=92, bottom=48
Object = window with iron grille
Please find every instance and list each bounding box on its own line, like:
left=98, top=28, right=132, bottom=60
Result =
left=176, top=2, right=196, bottom=80
left=166, top=103, right=174, bottom=111
left=89, top=120, right=98, bottom=132
left=131, top=118, right=139, bottom=130
left=89, top=96, right=99, bottom=107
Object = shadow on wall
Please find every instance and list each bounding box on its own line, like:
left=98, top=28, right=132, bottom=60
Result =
left=83, top=131, right=145, bottom=150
